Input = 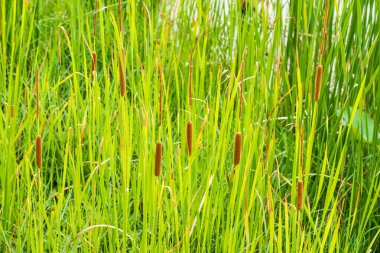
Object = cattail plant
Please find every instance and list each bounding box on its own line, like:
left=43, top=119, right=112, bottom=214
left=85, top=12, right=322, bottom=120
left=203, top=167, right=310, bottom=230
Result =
left=155, top=141, right=162, bottom=177
left=187, top=120, right=193, bottom=156
left=119, top=56, right=126, bottom=97
left=90, top=51, right=97, bottom=80
left=314, top=64, right=323, bottom=102
left=233, top=132, right=242, bottom=166
left=36, top=135, right=42, bottom=169
left=296, top=180, right=304, bottom=210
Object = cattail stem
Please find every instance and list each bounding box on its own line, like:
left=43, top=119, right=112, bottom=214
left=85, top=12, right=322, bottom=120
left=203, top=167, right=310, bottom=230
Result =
left=36, top=135, right=42, bottom=169
left=36, top=73, right=39, bottom=118
left=118, top=0, right=123, bottom=32
left=158, top=66, right=163, bottom=126
left=300, top=123, right=304, bottom=170
left=90, top=51, right=97, bottom=80
left=94, top=0, right=98, bottom=38
left=119, top=56, right=126, bottom=97
left=188, top=51, right=193, bottom=108
left=187, top=120, right=193, bottom=156
left=296, top=180, right=304, bottom=211
left=239, top=52, right=246, bottom=119
left=57, top=29, right=62, bottom=65
left=155, top=141, right=162, bottom=177
left=233, top=132, right=242, bottom=166
left=314, top=64, right=323, bottom=102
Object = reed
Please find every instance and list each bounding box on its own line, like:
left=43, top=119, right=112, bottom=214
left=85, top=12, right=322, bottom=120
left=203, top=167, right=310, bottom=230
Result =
left=233, top=132, right=242, bottom=166
left=36, top=135, right=42, bottom=169
left=314, top=64, right=323, bottom=102
left=155, top=141, right=162, bottom=177
left=296, top=180, right=304, bottom=211
left=187, top=120, right=193, bottom=156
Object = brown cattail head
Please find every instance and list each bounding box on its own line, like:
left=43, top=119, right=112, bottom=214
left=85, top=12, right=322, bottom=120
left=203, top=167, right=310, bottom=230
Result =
left=187, top=120, right=193, bottom=156
left=10, top=105, right=14, bottom=119
left=119, top=56, right=126, bottom=97
left=155, top=141, right=162, bottom=177
left=314, top=64, right=323, bottom=102
left=36, top=135, right=42, bottom=169
left=90, top=51, right=97, bottom=80
left=81, top=123, right=86, bottom=142
left=296, top=180, right=304, bottom=211
left=233, top=132, right=242, bottom=166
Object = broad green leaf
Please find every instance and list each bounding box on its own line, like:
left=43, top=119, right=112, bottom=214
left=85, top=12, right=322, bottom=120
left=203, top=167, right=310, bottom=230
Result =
left=337, top=107, right=379, bottom=144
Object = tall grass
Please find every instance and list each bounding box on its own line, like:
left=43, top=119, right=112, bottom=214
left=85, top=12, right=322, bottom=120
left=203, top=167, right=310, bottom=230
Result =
left=0, top=0, right=379, bottom=252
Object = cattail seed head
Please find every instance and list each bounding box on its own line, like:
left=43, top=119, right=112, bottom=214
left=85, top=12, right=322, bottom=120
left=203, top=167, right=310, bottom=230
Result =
left=90, top=51, right=97, bottom=80
left=81, top=123, right=86, bottom=142
left=155, top=141, right=162, bottom=177
left=10, top=105, right=14, bottom=118
left=187, top=120, right=193, bottom=156
left=314, top=64, right=323, bottom=102
left=233, top=132, right=242, bottom=166
left=296, top=180, right=304, bottom=211
left=119, top=56, right=126, bottom=97
left=36, top=135, right=42, bottom=169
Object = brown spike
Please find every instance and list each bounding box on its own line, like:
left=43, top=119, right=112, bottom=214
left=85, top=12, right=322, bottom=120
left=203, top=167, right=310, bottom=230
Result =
left=233, top=132, right=242, bottom=166
left=36, top=135, right=42, bottom=169
left=90, top=51, right=97, bottom=80
left=155, top=141, right=163, bottom=177
left=296, top=180, right=304, bottom=211
left=314, top=64, right=323, bottom=102
left=10, top=105, right=14, bottom=119
left=187, top=120, right=193, bottom=156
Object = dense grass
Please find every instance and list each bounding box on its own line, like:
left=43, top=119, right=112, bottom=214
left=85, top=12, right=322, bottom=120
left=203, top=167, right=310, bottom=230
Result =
left=1, top=0, right=379, bottom=252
